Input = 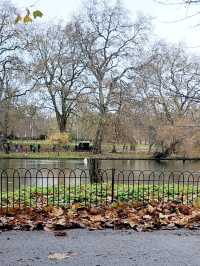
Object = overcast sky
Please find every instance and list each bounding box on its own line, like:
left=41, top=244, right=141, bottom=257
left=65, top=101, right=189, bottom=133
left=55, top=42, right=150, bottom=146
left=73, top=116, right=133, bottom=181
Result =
left=12, top=0, right=200, bottom=50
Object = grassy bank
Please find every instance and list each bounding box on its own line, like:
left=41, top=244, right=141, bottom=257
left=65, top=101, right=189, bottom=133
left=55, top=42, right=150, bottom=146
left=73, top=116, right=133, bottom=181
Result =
left=0, top=152, right=90, bottom=160
left=0, top=151, right=151, bottom=160
left=1, top=183, right=197, bottom=207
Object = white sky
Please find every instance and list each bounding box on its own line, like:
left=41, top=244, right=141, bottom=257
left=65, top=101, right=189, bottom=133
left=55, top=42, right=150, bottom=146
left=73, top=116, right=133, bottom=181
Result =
left=12, top=0, right=200, bottom=50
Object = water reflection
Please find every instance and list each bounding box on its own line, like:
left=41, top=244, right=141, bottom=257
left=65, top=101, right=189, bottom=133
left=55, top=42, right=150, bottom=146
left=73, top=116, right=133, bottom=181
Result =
left=1, top=158, right=200, bottom=172
left=102, top=159, right=200, bottom=172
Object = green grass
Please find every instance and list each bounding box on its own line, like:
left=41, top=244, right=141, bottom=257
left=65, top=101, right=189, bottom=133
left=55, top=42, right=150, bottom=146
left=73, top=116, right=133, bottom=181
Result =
left=0, top=152, right=91, bottom=159
left=0, top=183, right=198, bottom=208
left=11, top=139, right=51, bottom=145
left=0, top=151, right=152, bottom=160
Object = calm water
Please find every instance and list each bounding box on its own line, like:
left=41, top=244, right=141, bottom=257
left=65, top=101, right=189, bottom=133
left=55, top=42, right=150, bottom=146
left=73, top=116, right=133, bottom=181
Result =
left=1, top=158, right=200, bottom=172
left=1, top=159, right=200, bottom=191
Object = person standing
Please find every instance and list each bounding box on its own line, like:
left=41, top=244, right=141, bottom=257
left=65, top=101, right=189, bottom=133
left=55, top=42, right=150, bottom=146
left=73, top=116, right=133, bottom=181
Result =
left=38, top=144, right=41, bottom=152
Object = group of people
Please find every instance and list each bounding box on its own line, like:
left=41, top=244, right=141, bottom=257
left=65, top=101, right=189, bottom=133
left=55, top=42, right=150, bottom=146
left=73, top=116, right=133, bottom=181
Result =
left=0, top=142, right=41, bottom=154
left=30, top=144, right=41, bottom=153
left=0, top=142, right=22, bottom=154
left=0, top=141, right=72, bottom=154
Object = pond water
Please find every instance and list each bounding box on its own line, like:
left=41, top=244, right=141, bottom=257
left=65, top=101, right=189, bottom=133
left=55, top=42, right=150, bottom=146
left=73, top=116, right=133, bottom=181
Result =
left=0, top=159, right=200, bottom=191
left=1, top=158, right=200, bottom=172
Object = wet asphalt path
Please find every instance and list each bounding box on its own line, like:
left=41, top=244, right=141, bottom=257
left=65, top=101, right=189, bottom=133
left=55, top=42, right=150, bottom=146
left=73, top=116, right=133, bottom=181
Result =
left=0, top=229, right=200, bottom=266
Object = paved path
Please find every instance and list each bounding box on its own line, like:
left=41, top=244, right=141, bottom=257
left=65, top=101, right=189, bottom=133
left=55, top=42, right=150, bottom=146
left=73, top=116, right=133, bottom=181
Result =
left=0, top=229, right=200, bottom=266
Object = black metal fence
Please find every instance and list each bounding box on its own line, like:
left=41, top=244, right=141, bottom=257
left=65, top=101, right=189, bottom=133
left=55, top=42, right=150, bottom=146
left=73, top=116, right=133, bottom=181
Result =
left=0, top=168, right=200, bottom=211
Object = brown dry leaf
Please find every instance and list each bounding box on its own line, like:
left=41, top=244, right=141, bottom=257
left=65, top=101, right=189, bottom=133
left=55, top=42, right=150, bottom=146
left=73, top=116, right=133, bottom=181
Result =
left=143, top=215, right=152, bottom=221
left=147, top=205, right=155, bottom=214
left=89, top=222, right=103, bottom=230
left=49, top=207, right=64, bottom=217
left=143, top=222, right=154, bottom=231
left=128, top=213, right=140, bottom=225
left=54, top=231, right=67, bottom=237
left=45, top=216, right=67, bottom=231
left=67, top=209, right=76, bottom=218
left=188, top=212, right=200, bottom=223
left=159, top=213, right=167, bottom=219
left=49, top=217, right=68, bottom=230
left=48, top=251, right=77, bottom=260
left=1, top=202, right=200, bottom=232
left=175, top=217, right=189, bottom=227
left=127, top=217, right=140, bottom=228
left=55, top=217, right=66, bottom=225
left=163, top=207, right=171, bottom=214
left=89, top=214, right=103, bottom=222
left=78, top=209, right=89, bottom=218
left=128, top=221, right=137, bottom=228
left=178, top=205, right=192, bottom=216
left=137, top=209, right=147, bottom=217
left=105, top=210, right=117, bottom=221
left=89, top=207, right=100, bottom=215
left=166, top=223, right=176, bottom=230
left=71, top=203, right=82, bottom=210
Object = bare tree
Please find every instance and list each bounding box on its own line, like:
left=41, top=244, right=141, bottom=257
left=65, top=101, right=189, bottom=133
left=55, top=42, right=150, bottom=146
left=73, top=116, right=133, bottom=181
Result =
left=74, top=0, right=151, bottom=153
left=28, top=24, right=86, bottom=132
left=0, top=2, right=25, bottom=103
left=0, top=2, right=33, bottom=136
left=137, top=43, right=200, bottom=124
left=136, top=42, right=200, bottom=153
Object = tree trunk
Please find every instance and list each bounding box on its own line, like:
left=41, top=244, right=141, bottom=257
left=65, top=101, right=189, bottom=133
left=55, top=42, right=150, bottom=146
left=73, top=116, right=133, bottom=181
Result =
left=88, top=158, right=102, bottom=183
left=93, top=117, right=105, bottom=154
left=148, top=143, right=154, bottom=154
left=3, top=104, right=9, bottom=138
left=58, top=115, right=67, bottom=133
left=112, top=144, right=117, bottom=153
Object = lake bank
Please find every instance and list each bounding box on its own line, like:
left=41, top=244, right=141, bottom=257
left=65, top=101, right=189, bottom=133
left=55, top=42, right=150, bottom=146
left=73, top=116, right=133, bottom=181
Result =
left=1, top=151, right=200, bottom=161
left=0, top=151, right=150, bottom=160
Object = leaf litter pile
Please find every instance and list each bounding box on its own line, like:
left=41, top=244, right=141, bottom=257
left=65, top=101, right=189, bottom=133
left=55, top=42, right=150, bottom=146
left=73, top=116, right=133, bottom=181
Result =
left=1, top=201, right=200, bottom=232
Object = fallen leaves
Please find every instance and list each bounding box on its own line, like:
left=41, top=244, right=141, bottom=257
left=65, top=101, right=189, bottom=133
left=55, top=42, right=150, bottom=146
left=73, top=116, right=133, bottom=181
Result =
left=49, top=207, right=64, bottom=217
left=1, top=201, right=200, bottom=232
left=54, top=231, right=67, bottom=237
left=48, top=251, right=77, bottom=260
left=178, top=205, right=192, bottom=216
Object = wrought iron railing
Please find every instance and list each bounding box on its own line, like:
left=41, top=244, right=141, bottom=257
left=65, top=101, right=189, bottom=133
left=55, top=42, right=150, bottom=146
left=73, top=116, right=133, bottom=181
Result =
left=0, top=168, right=200, bottom=211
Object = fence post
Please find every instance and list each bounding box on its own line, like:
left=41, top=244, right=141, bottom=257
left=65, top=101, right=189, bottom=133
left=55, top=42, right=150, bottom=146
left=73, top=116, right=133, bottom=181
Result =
left=111, top=168, right=115, bottom=202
